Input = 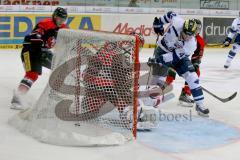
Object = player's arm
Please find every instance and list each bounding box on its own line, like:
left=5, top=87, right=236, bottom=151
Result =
left=197, top=37, right=205, bottom=61
left=191, top=44, right=203, bottom=72
left=188, top=37, right=203, bottom=77
left=148, top=38, right=196, bottom=68
left=33, top=21, right=46, bottom=35
left=23, top=21, right=47, bottom=46
left=60, top=23, right=68, bottom=29
left=223, top=18, right=238, bottom=47
left=173, top=37, right=197, bottom=61
left=159, top=11, right=177, bottom=24
left=153, top=11, right=177, bottom=35
left=31, top=20, right=49, bottom=38
left=23, top=33, right=43, bottom=46
left=191, top=36, right=205, bottom=64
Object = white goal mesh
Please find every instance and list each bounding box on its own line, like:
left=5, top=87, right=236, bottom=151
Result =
left=9, top=29, right=140, bottom=146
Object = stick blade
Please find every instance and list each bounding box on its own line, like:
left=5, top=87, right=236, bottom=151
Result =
left=222, top=92, right=237, bottom=103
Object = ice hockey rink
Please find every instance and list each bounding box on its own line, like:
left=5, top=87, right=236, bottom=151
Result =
left=1, top=47, right=240, bottom=160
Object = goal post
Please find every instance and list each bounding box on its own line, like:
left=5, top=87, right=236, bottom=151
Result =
left=9, top=29, right=141, bottom=146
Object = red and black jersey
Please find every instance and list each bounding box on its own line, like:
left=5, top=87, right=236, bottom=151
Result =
left=31, top=18, right=67, bottom=48
left=83, top=41, right=132, bottom=88
left=191, top=34, right=205, bottom=63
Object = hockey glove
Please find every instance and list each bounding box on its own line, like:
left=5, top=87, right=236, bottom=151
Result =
left=223, top=37, right=232, bottom=47
left=41, top=48, right=53, bottom=69
left=24, top=33, right=43, bottom=46
left=193, top=62, right=199, bottom=70
left=156, top=52, right=174, bottom=67
left=192, top=62, right=200, bottom=77
left=147, top=57, right=158, bottom=67
left=153, top=17, right=164, bottom=36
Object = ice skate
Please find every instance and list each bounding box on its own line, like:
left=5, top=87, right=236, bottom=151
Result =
left=10, top=90, right=31, bottom=110
left=196, top=104, right=209, bottom=117
left=11, top=90, right=25, bottom=110
left=178, top=90, right=194, bottom=107
left=224, top=61, right=231, bottom=69
left=137, top=106, right=159, bottom=130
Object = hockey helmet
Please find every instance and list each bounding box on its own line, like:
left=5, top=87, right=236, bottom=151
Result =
left=183, top=19, right=197, bottom=36
left=192, top=18, right=202, bottom=34
left=52, top=7, right=68, bottom=19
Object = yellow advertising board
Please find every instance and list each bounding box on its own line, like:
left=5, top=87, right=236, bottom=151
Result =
left=0, top=13, right=101, bottom=49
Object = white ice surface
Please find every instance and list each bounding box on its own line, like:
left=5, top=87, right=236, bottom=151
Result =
left=0, top=48, right=240, bottom=160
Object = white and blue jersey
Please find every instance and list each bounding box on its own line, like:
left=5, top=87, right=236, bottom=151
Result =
left=154, top=12, right=204, bottom=105
left=157, top=11, right=197, bottom=57
left=227, top=17, right=240, bottom=43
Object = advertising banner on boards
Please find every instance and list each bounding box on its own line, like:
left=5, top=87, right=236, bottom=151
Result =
left=0, top=14, right=101, bottom=49
left=203, top=17, right=234, bottom=44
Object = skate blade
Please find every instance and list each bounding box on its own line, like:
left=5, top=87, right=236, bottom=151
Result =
left=137, top=122, right=156, bottom=131
left=10, top=103, right=25, bottom=110
left=178, top=101, right=194, bottom=107
left=224, top=64, right=230, bottom=69
left=197, top=111, right=209, bottom=117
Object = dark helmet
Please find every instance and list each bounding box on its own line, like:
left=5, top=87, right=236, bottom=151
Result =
left=192, top=18, right=202, bottom=34
left=183, top=19, right=197, bottom=36
left=52, top=7, right=68, bottom=19
left=192, top=18, right=202, bottom=26
left=129, top=32, right=145, bottom=48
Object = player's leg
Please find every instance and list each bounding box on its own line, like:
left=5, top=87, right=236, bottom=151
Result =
left=11, top=46, right=42, bottom=109
left=165, top=68, right=176, bottom=85
left=166, top=67, right=194, bottom=107
left=150, top=46, right=169, bottom=87
left=80, top=89, right=108, bottom=119
left=224, top=34, right=240, bottom=69
left=178, top=81, right=194, bottom=107
left=165, top=67, right=194, bottom=106
left=108, top=90, right=132, bottom=128
left=149, top=64, right=168, bottom=107
left=166, top=66, right=195, bottom=107
left=179, top=60, right=201, bottom=107
left=111, top=89, right=160, bottom=130
left=143, top=46, right=169, bottom=107
left=175, top=57, right=209, bottom=116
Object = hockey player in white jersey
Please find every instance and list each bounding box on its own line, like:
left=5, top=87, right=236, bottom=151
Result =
left=223, top=16, right=240, bottom=68
left=148, top=11, right=209, bottom=116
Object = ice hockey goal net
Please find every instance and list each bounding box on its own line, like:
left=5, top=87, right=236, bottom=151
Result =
left=9, top=29, right=140, bottom=146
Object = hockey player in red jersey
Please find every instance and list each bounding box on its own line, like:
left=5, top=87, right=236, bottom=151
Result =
left=165, top=18, right=205, bottom=107
left=11, top=7, right=68, bottom=109
left=80, top=32, right=144, bottom=121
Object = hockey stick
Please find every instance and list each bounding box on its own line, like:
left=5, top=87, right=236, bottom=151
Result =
left=202, top=86, right=237, bottom=103
left=206, top=43, right=231, bottom=48
left=145, top=66, right=152, bottom=90
left=206, top=43, right=223, bottom=47
left=145, top=34, right=161, bottom=89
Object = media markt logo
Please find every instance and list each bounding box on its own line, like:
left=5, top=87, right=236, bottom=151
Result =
left=113, top=23, right=153, bottom=36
